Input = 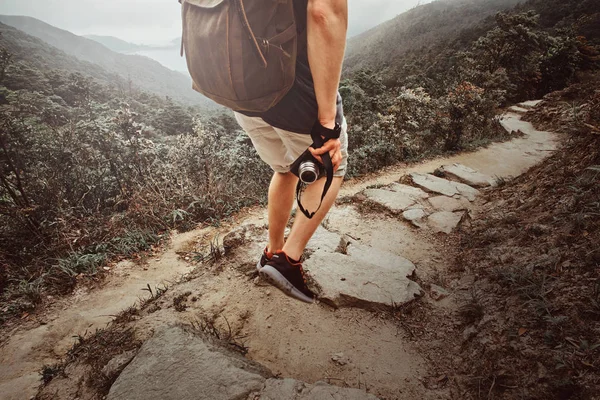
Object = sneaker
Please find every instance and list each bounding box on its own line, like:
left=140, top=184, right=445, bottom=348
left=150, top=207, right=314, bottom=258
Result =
left=256, top=247, right=273, bottom=272
left=259, top=251, right=315, bottom=303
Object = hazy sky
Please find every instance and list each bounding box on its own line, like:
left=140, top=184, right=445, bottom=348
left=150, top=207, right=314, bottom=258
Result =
left=0, top=0, right=433, bottom=45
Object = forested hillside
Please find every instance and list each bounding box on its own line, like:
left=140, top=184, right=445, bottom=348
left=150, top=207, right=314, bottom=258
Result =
left=345, top=0, right=523, bottom=73
left=0, top=24, right=269, bottom=322
left=0, top=15, right=214, bottom=107
left=339, top=0, right=599, bottom=177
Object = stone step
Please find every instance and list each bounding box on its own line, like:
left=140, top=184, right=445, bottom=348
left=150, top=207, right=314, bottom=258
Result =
left=107, top=327, right=380, bottom=400
left=305, top=227, right=422, bottom=309
left=438, top=163, right=496, bottom=188
left=509, top=105, right=529, bottom=113
left=363, top=188, right=417, bottom=213
left=358, top=178, right=474, bottom=234
left=410, top=173, right=479, bottom=201
left=517, top=99, right=543, bottom=109
left=427, top=211, right=466, bottom=234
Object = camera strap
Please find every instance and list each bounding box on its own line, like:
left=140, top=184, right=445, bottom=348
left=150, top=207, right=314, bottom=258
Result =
left=296, top=121, right=341, bottom=219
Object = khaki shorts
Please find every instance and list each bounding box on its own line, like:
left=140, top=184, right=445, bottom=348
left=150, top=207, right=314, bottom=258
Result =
left=234, top=112, right=349, bottom=177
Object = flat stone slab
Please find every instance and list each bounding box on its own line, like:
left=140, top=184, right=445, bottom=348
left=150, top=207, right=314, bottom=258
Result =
left=427, top=211, right=464, bottom=234
left=439, top=163, right=495, bottom=188
left=305, top=231, right=422, bottom=308
left=108, top=327, right=380, bottom=400
left=410, top=173, right=479, bottom=201
left=509, top=105, right=528, bottom=113
left=387, top=183, right=429, bottom=199
left=518, top=100, right=542, bottom=108
left=402, top=208, right=427, bottom=228
left=363, top=188, right=416, bottom=212
left=259, top=378, right=379, bottom=400
left=107, top=327, right=269, bottom=400
left=428, top=196, right=471, bottom=212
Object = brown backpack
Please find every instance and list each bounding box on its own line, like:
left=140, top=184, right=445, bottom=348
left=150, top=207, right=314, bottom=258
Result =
left=179, top=0, right=299, bottom=112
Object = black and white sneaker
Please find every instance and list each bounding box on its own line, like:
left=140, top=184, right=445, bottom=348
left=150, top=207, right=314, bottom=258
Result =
left=259, top=251, right=315, bottom=304
left=256, top=247, right=273, bottom=272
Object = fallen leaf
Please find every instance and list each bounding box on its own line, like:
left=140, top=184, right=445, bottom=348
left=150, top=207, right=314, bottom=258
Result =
left=21, top=312, right=29, bottom=319
left=518, top=328, right=527, bottom=336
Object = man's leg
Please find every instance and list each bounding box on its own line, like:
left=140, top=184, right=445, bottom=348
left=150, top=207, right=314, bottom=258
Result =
left=267, top=171, right=298, bottom=252
left=282, top=176, right=343, bottom=261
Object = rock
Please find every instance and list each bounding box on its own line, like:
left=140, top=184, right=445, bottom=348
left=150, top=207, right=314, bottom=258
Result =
left=102, top=350, right=137, bottom=378
left=108, top=327, right=378, bottom=400
left=363, top=188, right=416, bottom=212
left=388, top=183, right=429, bottom=199
left=509, top=105, right=528, bottom=113
left=304, top=242, right=422, bottom=309
left=402, top=208, right=427, bottom=228
left=107, top=326, right=270, bottom=400
left=427, top=196, right=471, bottom=212
left=438, top=164, right=495, bottom=188
left=410, top=173, right=479, bottom=201
left=429, top=284, right=450, bottom=301
left=331, top=353, right=350, bottom=366
left=518, top=100, right=542, bottom=108
left=257, top=378, right=380, bottom=400
left=410, top=173, right=458, bottom=197
left=307, top=226, right=346, bottom=254
left=427, top=212, right=464, bottom=234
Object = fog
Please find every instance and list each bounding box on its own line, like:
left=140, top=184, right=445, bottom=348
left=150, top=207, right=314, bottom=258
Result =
left=0, top=0, right=433, bottom=45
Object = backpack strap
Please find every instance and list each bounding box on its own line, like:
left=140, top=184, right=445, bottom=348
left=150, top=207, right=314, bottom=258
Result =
left=258, top=23, right=297, bottom=58
left=234, top=0, right=268, bottom=68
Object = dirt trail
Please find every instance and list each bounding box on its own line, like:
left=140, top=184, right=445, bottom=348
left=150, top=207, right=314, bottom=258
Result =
left=0, top=109, right=560, bottom=400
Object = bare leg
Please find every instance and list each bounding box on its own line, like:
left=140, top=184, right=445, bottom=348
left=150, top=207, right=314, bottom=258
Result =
left=267, top=172, right=298, bottom=252
left=282, top=176, right=343, bottom=261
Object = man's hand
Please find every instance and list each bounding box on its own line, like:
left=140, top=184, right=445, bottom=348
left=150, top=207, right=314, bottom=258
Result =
left=309, top=139, right=342, bottom=172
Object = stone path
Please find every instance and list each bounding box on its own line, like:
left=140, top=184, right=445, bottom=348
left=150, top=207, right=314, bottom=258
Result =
left=2, top=105, right=561, bottom=400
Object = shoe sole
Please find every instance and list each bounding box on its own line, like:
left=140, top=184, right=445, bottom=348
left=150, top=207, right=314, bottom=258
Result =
left=256, top=258, right=263, bottom=272
left=259, top=265, right=314, bottom=304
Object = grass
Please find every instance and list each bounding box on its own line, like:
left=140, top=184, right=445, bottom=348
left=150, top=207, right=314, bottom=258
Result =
left=192, top=235, right=223, bottom=264
left=38, top=325, right=142, bottom=396
left=1, top=229, right=164, bottom=326
left=188, top=314, right=248, bottom=355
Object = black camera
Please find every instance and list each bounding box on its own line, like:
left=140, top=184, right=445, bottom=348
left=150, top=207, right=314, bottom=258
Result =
left=289, top=120, right=341, bottom=219
left=290, top=150, right=325, bottom=184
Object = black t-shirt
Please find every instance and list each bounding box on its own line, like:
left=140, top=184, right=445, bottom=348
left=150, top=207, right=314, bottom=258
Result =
left=240, top=0, right=344, bottom=134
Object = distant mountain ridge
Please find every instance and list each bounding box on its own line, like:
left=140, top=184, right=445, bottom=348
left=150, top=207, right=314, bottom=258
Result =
left=0, top=15, right=213, bottom=107
left=84, top=35, right=182, bottom=53
left=83, top=35, right=151, bottom=53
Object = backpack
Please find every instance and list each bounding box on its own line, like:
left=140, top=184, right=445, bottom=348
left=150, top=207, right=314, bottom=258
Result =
left=179, top=0, right=299, bottom=112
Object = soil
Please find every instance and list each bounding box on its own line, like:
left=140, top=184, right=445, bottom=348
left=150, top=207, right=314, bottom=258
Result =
left=4, top=96, right=595, bottom=400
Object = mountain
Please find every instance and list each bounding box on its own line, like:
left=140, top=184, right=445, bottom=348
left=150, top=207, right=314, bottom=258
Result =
left=344, top=0, right=600, bottom=77
left=344, top=0, right=524, bottom=74
left=83, top=34, right=151, bottom=53
left=0, top=15, right=214, bottom=108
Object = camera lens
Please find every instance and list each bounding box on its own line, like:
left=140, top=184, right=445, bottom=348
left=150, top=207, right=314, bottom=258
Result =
left=298, top=161, right=319, bottom=184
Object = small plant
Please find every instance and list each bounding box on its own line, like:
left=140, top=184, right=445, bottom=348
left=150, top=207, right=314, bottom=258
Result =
left=189, top=314, right=248, bottom=355
left=41, top=363, right=65, bottom=385
left=173, top=291, right=192, bottom=312
left=141, top=283, right=168, bottom=300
